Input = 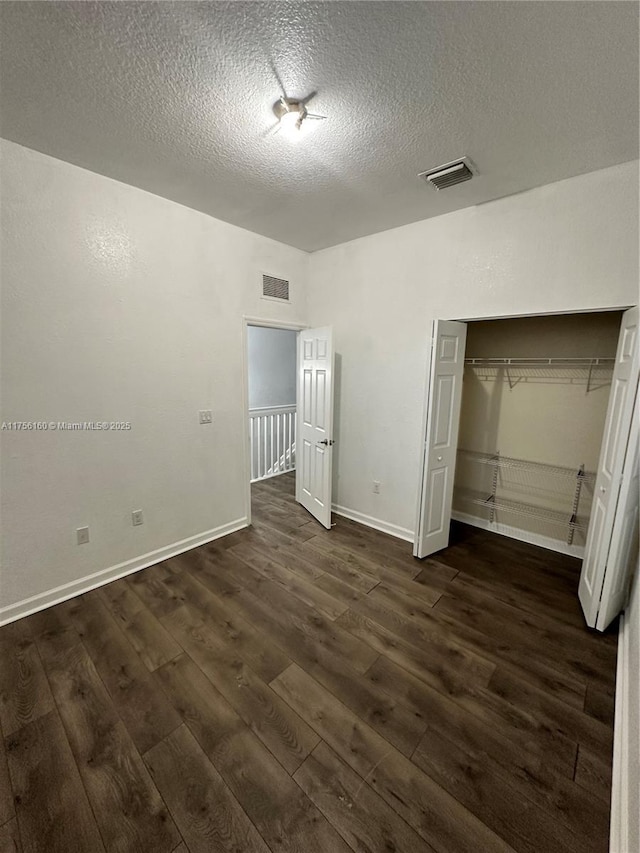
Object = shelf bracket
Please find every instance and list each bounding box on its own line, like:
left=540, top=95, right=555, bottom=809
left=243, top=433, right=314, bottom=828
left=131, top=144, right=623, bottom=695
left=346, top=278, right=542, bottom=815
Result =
left=586, top=360, right=594, bottom=395
left=506, top=364, right=514, bottom=390
left=568, top=464, right=585, bottom=545
left=489, top=452, right=499, bottom=523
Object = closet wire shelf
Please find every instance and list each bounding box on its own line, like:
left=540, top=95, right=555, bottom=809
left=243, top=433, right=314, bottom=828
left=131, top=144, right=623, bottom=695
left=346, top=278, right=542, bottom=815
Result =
left=455, top=450, right=595, bottom=545
left=457, top=449, right=596, bottom=483
left=464, top=357, right=615, bottom=392
left=464, top=357, right=615, bottom=367
left=455, top=488, right=586, bottom=530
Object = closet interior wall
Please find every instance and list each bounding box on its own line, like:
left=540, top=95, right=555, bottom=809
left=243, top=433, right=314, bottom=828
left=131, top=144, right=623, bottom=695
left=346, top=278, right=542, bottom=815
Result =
left=453, top=311, right=624, bottom=555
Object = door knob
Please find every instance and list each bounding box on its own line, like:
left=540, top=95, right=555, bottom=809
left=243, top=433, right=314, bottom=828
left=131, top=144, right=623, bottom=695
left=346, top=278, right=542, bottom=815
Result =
left=318, top=439, right=335, bottom=446
left=437, top=456, right=443, bottom=462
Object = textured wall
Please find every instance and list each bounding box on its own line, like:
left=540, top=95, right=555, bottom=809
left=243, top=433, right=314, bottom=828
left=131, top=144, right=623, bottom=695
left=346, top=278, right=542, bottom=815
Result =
left=0, top=140, right=308, bottom=617
left=248, top=326, right=297, bottom=409
left=307, top=161, right=639, bottom=538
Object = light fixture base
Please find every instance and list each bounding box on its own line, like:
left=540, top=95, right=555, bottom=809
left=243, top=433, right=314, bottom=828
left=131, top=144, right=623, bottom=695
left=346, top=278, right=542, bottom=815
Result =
left=270, top=94, right=326, bottom=139
left=273, top=98, right=307, bottom=124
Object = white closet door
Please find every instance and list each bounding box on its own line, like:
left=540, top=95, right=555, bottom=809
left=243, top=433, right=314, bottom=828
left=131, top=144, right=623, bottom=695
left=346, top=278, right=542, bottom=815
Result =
left=414, top=320, right=467, bottom=558
left=579, top=306, right=639, bottom=629
left=296, top=326, right=335, bottom=529
left=595, top=391, right=638, bottom=631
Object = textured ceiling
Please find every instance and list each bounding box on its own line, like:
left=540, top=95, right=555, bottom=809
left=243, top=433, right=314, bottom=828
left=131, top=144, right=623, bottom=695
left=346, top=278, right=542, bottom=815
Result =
left=0, top=1, right=638, bottom=251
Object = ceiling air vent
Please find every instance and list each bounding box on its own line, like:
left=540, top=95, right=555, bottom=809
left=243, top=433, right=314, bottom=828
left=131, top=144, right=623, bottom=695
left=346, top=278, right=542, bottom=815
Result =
left=262, top=274, right=290, bottom=301
left=419, top=158, right=474, bottom=191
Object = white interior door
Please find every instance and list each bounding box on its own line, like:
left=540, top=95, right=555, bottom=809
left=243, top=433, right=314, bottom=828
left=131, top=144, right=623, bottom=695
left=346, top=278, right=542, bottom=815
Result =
left=579, top=306, right=639, bottom=629
left=414, top=320, right=467, bottom=558
left=296, top=326, right=334, bottom=528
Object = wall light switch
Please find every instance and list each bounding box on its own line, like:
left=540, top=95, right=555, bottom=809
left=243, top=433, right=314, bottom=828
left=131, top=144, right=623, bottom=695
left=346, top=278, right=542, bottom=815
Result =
left=199, top=410, right=213, bottom=424
left=132, top=510, right=144, bottom=527
left=76, top=526, right=90, bottom=545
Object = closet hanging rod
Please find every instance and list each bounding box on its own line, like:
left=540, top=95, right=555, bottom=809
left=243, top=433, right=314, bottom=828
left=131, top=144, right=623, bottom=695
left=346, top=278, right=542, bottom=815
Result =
left=464, top=357, right=615, bottom=367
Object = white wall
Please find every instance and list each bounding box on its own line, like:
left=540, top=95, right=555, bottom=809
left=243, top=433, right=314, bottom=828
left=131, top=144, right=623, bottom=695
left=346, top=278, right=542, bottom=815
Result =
left=307, top=161, right=639, bottom=538
left=247, top=326, right=297, bottom=409
left=0, top=140, right=308, bottom=621
left=611, top=562, right=640, bottom=853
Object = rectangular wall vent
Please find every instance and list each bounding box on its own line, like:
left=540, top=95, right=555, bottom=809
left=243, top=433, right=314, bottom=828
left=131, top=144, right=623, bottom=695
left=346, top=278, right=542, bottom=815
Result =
left=420, top=158, right=474, bottom=191
left=262, top=274, right=290, bottom=301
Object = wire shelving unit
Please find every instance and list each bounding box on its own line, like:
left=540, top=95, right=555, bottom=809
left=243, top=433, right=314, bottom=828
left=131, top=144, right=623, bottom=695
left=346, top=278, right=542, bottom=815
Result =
left=455, top=450, right=595, bottom=545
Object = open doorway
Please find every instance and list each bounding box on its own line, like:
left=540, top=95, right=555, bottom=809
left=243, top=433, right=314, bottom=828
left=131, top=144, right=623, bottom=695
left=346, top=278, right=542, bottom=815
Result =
left=245, top=322, right=299, bottom=527
left=247, top=324, right=298, bottom=484
left=415, top=306, right=639, bottom=631
left=242, top=319, right=337, bottom=531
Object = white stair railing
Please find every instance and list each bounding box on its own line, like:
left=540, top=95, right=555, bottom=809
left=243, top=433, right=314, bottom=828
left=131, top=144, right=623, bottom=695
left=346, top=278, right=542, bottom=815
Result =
left=249, top=405, right=296, bottom=482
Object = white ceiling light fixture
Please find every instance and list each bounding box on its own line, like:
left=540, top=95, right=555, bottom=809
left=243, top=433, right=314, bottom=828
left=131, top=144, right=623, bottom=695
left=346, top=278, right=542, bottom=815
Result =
left=272, top=96, right=325, bottom=141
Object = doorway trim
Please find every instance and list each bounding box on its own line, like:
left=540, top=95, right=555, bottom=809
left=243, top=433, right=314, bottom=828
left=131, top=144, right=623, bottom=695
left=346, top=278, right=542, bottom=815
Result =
left=414, top=303, right=634, bottom=558
left=241, top=315, right=308, bottom=526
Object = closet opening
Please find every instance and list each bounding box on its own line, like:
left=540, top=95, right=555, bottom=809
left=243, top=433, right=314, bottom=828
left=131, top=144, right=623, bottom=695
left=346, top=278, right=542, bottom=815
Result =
left=414, top=306, right=639, bottom=631
left=454, top=311, right=623, bottom=558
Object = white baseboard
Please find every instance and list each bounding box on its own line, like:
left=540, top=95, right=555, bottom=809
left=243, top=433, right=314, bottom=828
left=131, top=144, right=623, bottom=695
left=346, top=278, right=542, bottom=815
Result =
left=332, top=504, right=414, bottom=543
left=329, top=506, right=584, bottom=554
left=451, top=510, right=585, bottom=558
left=0, top=517, right=248, bottom=627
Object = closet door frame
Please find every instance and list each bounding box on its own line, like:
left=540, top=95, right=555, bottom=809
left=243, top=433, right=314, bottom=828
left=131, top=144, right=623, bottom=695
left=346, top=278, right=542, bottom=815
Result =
left=413, top=305, right=636, bottom=568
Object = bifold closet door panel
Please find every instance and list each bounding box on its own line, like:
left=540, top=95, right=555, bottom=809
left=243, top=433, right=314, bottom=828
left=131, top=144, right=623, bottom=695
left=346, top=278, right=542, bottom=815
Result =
left=415, top=320, right=467, bottom=559
left=579, top=305, right=639, bottom=629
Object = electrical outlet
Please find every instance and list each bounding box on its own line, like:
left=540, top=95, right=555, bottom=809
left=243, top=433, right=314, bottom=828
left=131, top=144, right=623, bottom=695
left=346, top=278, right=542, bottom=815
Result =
left=199, top=410, right=213, bottom=425
left=76, top=526, right=90, bottom=545
left=132, top=510, right=144, bottom=527
left=373, top=480, right=381, bottom=494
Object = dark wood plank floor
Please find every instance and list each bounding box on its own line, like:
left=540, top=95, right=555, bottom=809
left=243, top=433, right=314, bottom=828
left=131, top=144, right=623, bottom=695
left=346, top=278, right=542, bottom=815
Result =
left=0, top=472, right=617, bottom=853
